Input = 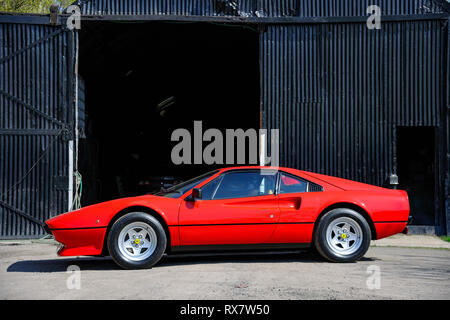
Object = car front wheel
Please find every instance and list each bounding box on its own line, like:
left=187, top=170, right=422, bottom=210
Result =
left=313, top=208, right=371, bottom=262
left=107, top=212, right=167, bottom=269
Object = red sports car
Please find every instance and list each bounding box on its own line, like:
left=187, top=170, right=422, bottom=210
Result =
left=44, top=166, right=410, bottom=269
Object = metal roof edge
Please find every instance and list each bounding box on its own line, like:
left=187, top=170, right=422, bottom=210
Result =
left=1, top=12, right=448, bottom=26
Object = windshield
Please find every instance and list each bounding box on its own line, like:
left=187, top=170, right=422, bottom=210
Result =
left=154, top=170, right=219, bottom=198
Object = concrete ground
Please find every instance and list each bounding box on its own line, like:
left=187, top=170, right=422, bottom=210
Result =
left=0, top=235, right=449, bottom=300
left=371, top=234, right=450, bottom=249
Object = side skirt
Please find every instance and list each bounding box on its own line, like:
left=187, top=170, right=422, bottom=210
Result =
left=169, top=243, right=311, bottom=254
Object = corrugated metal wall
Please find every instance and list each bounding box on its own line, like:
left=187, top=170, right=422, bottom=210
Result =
left=0, top=23, right=75, bottom=238
left=76, top=0, right=447, bottom=17
left=260, top=20, right=446, bottom=186
left=0, top=0, right=448, bottom=237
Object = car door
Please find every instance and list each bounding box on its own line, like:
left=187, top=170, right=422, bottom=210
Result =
left=271, top=172, right=322, bottom=243
left=178, top=170, right=280, bottom=246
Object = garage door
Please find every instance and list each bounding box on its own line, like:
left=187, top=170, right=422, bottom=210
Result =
left=0, top=19, right=76, bottom=238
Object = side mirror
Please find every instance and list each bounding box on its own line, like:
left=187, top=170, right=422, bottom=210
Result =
left=190, top=188, right=202, bottom=201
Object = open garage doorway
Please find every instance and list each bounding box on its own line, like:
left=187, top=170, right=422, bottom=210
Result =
left=77, top=21, right=260, bottom=206
left=397, top=126, right=437, bottom=227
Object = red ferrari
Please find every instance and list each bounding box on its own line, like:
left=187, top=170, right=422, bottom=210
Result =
left=44, top=166, right=410, bottom=269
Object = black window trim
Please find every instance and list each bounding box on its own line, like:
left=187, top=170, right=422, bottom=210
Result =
left=276, top=171, right=324, bottom=194
left=197, top=168, right=323, bottom=200
left=201, top=174, right=224, bottom=200
left=158, top=169, right=219, bottom=199
left=200, top=169, right=279, bottom=200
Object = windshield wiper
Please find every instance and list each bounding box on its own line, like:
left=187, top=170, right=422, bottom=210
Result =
left=156, top=188, right=182, bottom=195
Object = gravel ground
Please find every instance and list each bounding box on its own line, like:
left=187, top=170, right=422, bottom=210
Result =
left=0, top=241, right=449, bottom=300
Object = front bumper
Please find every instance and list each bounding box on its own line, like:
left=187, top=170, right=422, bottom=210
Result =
left=42, top=223, right=52, bottom=235
left=42, top=222, right=106, bottom=256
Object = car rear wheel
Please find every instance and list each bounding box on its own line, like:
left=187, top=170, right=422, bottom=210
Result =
left=313, top=208, right=371, bottom=262
left=107, top=212, right=166, bottom=269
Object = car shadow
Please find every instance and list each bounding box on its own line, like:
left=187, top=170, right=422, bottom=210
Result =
left=7, top=251, right=379, bottom=273
left=7, top=256, right=120, bottom=272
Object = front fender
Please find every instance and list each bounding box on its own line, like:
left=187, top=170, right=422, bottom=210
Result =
left=45, top=195, right=180, bottom=256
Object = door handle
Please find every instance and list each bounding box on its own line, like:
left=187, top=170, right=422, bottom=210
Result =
left=280, top=197, right=301, bottom=210
left=294, top=198, right=301, bottom=210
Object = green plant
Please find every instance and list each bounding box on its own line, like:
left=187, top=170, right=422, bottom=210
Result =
left=0, top=0, right=72, bottom=14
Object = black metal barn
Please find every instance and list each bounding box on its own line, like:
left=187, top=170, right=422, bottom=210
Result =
left=0, top=0, right=449, bottom=238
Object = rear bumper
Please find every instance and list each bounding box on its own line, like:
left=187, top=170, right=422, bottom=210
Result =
left=374, top=221, right=408, bottom=239
left=408, top=215, right=414, bottom=225
left=401, top=216, right=414, bottom=234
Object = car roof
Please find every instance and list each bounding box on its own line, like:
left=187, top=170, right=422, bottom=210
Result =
left=218, top=166, right=298, bottom=174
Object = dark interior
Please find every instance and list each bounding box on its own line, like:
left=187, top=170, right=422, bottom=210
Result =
left=397, top=126, right=436, bottom=226
left=77, top=21, right=260, bottom=206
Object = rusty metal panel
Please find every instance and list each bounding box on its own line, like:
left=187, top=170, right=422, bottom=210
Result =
left=0, top=23, right=75, bottom=238
left=75, top=0, right=448, bottom=17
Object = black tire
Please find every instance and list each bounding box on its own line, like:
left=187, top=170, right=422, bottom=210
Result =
left=107, top=212, right=167, bottom=269
left=313, top=208, right=371, bottom=263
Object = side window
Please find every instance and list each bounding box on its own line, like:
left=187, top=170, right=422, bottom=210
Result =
left=279, top=173, right=308, bottom=194
left=212, top=171, right=277, bottom=200
left=200, top=176, right=221, bottom=200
